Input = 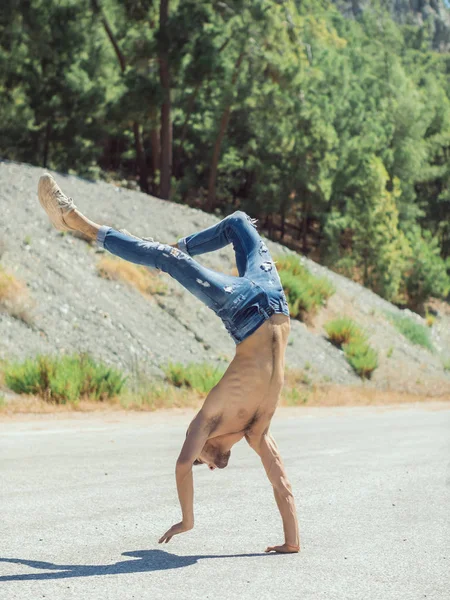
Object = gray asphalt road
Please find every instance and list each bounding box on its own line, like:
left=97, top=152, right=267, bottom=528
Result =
left=1, top=404, right=449, bottom=600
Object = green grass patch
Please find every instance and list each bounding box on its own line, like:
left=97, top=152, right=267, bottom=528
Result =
left=4, top=354, right=126, bottom=404
left=283, top=386, right=310, bottom=406
left=275, top=255, right=335, bottom=320
left=324, top=318, right=378, bottom=379
left=324, top=317, right=359, bottom=346
left=387, top=313, right=433, bottom=352
left=342, top=338, right=379, bottom=380
left=163, top=362, right=225, bottom=394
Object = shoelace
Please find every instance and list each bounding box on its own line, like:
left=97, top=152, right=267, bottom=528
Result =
left=54, top=189, right=76, bottom=211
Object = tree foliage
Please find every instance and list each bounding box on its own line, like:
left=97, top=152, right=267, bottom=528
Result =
left=0, top=0, right=449, bottom=309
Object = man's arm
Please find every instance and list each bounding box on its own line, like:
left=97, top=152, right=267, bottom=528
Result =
left=159, top=413, right=209, bottom=544
left=247, top=431, right=300, bottom=553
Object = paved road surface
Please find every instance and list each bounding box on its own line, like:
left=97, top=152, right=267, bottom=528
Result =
left=1, top=404, right=449, bottom=600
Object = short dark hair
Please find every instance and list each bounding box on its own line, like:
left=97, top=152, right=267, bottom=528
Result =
left=216, top=450, right=231, bottom=469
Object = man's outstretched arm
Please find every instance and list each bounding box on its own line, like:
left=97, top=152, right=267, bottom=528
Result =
left=159, top=413, right=209, bottom=544
left=247, top=432, right=300, bottom=553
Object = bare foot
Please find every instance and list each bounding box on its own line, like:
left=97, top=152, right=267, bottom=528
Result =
left=265, top=543, right=300, bottom=554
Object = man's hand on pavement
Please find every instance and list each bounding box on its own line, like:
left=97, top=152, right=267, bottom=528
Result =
left=158, top=521, right=193, bottom=544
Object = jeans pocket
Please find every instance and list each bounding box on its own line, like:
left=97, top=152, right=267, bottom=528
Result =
left=233, top=290, right=269, bottom=322
left=216, top=292, right=246, bottom=319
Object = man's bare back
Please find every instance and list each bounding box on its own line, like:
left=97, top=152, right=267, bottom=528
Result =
left=159, top=314, right=300, bottom=553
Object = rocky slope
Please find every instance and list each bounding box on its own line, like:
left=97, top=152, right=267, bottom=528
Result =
left=332, top=0, right=450, bottom=51
left=0, top=161, right=449, bottom=396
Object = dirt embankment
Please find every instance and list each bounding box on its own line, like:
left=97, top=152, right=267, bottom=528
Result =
left=1, top=160, right=449, bottom=401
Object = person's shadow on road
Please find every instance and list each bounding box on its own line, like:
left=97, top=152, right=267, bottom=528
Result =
left=0, top=549, right=270, bottom=581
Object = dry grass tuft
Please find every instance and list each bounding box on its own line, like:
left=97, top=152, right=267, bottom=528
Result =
left=2, top=381, right=448, bottom=415
left=97, top=256, right=167, bottom=297
left=119, top=382, right=202, bottom=411
left=0, top=266, right=34, bottom=324
left=425, top=310, right=436, bottom=328
left=283, top=384, right=450, bottom=407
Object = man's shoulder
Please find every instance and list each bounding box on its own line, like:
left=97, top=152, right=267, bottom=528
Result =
left=191, top=408, right=223, bottom=435
left=195, top=409, right=223, bottom=436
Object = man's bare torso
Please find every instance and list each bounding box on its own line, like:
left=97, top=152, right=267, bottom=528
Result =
left=195, top=314, right=291, bottom=459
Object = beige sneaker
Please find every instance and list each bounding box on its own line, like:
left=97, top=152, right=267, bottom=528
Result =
left=38, top=174, right=77, bottom=231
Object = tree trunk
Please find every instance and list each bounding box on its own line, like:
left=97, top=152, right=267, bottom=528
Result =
left=173, top=82, right=201, bottom=177
left=301, top=201, right=309, bottom=254
left=149, top=106, right=161, bottom=195
left=97, top=9, right=126, bottom=72
left=268, top=214, right=274, bottom=238
left=42, top=121, right=52, bottom=168
left=93, top=0, right=150, bottom=193
left=207, top=50, right=245, bottom=212
left=159, top=0, right=171, bottom=199
left=280, top=210, right=286, bottom=242
left=133, top=122, right=149, bottom=193
left=174, top=37, right=231, bottom=179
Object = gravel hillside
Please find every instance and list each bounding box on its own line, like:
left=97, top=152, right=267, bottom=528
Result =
left=1, top=161, right=449, bottom=396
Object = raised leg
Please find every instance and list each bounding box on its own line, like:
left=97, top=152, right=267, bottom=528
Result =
left=36, top=175, right=274, bottom=323
left=37, top=174, right=240, bottom=315
left=178, top=211, right=269, bottom=277
left=98, top=227, right=239, bottom=313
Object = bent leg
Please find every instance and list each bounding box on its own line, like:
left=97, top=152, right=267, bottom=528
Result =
left=98, top=227, right=238, bottom=312
left=178, top=211, right=265, bottom=277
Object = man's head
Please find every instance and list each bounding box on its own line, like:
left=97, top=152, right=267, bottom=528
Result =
left=194, top=440, right=231, bottom=470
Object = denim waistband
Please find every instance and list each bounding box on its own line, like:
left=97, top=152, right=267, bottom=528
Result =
left=228, top=304, right=276, bottom=344
left=219, top=287, right=279, bottom=344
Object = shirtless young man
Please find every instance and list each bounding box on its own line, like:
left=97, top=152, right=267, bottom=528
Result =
left=38, top=174, right=300, bottom=554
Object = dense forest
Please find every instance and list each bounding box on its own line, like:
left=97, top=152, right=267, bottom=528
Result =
left=1, top=0, right=449, bottom=311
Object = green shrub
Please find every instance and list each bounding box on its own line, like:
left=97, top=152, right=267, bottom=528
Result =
left=324, top=318, right=378, bottom=379
left=163, top=362, right=224, bottom=394
left=276, top=255, right=335, bottom=319
left=5, top=354, right=126, bottom=404
left=343, top=338, right=379, bottom=379
left=279, top=270, right=314, bottom=315
left=404, top=228, right=450, bottom=311
left=324, top=317, right=359, bottom=346
left=425, top=310, right=435, bottom=328
left=276, top=255, right=307, bottom=277
left=345, top=350, right=379, bottom=379
left=387, top=313, right=433, bottom=352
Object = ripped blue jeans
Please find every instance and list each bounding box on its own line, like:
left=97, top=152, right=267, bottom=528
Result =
left=97, top=211, right=290, bottom=344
